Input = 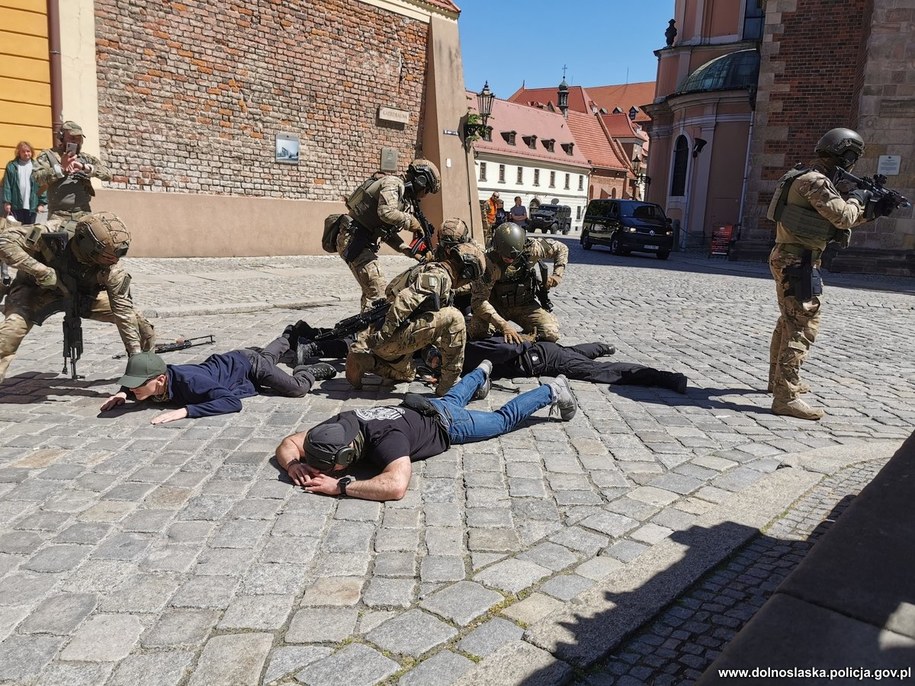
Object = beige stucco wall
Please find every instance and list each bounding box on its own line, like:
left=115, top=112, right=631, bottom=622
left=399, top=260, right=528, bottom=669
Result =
left=59, top=0, right=101, bottom=160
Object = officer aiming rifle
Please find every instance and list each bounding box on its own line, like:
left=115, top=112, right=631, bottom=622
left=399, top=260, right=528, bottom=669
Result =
left=835, top=168, right=911, bottom=218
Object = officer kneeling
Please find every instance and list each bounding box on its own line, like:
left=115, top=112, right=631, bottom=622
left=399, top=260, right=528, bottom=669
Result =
left=0, top=211, right=155, bottom=382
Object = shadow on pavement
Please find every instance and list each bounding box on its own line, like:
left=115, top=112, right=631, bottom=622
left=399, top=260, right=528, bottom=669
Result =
left=611, top=385, right=770, bottom=415
left=0, top=372, right=117, bottom=402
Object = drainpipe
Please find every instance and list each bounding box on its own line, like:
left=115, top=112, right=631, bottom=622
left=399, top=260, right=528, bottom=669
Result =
left=736, top=107, right=756, bottom=245
left=48, top=0, right=63, bottom=132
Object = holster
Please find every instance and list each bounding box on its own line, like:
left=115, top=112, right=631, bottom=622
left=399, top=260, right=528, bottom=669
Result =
left=783, top=251, right=822, bottom=303
left=520, top=347, right=545, bottom=376
left=343, top=222, right=378, bottom=264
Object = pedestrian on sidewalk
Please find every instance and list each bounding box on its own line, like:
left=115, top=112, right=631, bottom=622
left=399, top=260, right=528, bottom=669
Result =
left=100, top=324, right=336, bottom=424
left=274, top=361, right=578, bottom=501
left=2, top=141, right=46, bottom=225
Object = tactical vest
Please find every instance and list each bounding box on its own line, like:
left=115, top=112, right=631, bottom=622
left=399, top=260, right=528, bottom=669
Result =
left=492, top=259, right=537, bottom=309
left=767, top=166, right=837, bottom=243
left=28, top=228, right=105, bottom=323
left=346, top=174, right=386, bottom=233
left=386, top=263, right=452, bottom=321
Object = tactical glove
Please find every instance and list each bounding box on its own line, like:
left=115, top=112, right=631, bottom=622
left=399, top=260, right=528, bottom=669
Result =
left=875, top=195, right=896, bottom=217
left=546, top=274, right=561, bottom=289
left=407, top=215, right=423, bottom=234
left=847, top=188, right=872, bottom=207
left=501, top=324, right=523, bottom=344
left=35, top=267, right=59, bottom=289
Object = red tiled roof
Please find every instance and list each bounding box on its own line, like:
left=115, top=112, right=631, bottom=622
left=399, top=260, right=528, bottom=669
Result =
left=508, top=81, right=655, bottom=123
left=599, top=112, right=649, bottom=142
left=564, top=110, right=629, bottom=172
left=468, top=92, right=590, bottom=169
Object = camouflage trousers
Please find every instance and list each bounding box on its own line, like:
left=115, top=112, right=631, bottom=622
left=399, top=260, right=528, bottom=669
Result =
left=349, top=307, right=466, bottom=396
left=337, top=223, right=385, bottom=312
left=768, top=245, right=822, bottom=402
left=468, top=302, right=560, bottom=342
left=0, top=283, right=156, bottom=382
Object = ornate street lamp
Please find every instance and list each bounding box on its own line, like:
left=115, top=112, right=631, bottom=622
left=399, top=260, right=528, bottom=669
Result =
left=463, top=81, right=494, bottom=149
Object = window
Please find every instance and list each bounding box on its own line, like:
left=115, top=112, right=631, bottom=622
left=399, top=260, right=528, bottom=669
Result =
left=501, top=130, right=517, bottom=145
left=498, top=164, right=505, bottom=183
left=549, top=171, right=556, bottom=188
left=523, top=135, right=537, bottom=149
left=576, top=206, right=582, bottom=220
left=671, top=136, right=689, bottom=196
left=743, top=0, right=765, bottom=41
left=564, top=173, right=570, bottom=190
left=542, top=139, right=555, bottom=152
left=561, top=142, right=574, bottom=155
left=533, top=169, right=540, bottom=186
left=479, top=162, right=487, bottom=182
left=578, top=175, right=584, bottom=191
left=516, top=167, right=523, bottom=184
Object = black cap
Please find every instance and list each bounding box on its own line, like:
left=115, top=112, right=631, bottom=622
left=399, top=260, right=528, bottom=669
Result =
left=304, top=413, right=360, bottom=472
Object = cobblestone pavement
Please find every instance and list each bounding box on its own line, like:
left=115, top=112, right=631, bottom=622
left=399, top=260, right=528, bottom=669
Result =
left=0, top=241, right=912, bottom=685
left=576, top=459, right=886, bottom=685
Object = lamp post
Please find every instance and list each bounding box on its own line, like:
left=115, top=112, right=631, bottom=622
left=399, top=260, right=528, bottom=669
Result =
left=631, top=155, right=646, bottom=200
left=463, top=81, right=494, bottom=150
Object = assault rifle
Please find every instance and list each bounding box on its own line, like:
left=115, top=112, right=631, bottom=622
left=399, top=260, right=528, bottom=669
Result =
left=315, top=298, right=391, bottom=342
left=112, top=334, right=216, bottom=360
left=408, top=199, right=435, bottom=258
left=836, top=168, right=911, bottom=213
left=534, top=261, right=553, bottom=313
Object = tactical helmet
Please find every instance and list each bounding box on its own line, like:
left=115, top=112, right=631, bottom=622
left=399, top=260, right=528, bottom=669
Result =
left=450, top=242, right=485, bottom=284
left=407, top=158, right=441, bottom=194
left=491, top=222, right=527, bottom=261
left=815, top=128, right=865, bottom=170
left=436, top=218, right=469, bottom=251
left=73, top=211, right=131, bottom=264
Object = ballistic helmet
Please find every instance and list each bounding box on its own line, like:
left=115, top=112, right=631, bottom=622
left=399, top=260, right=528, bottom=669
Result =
left=450, top=242, right=486, bottom=284
left=73, top=211, right=131, bottom=264
left=491, top=222, right=527, bottom=261
left=436, top=218, right=469, bottom=249
left=815, top=128, right=865, bottom=170
left=407, top=158, right=441, bottom=194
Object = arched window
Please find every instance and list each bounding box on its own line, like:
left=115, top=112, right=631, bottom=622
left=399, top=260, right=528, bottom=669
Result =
left=671, top=135, right=689, bottom=196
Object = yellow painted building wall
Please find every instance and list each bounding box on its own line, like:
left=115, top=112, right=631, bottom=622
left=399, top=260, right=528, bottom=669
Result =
left=0, top=0, right=52, bottom=166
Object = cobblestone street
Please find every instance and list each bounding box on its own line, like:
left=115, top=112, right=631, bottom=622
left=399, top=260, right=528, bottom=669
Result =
left=0, top=239, right=912, bottom=685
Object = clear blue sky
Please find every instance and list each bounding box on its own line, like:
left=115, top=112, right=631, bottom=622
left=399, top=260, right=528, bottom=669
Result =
left=457, top=0, right=675, bottom=97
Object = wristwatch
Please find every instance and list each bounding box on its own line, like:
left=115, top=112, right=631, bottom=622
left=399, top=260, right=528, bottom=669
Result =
left=337, top=475, right=356, bottom=497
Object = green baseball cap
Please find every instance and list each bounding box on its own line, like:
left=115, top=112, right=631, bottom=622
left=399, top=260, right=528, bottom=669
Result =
left=118, top=351, right=166, bottom=388
left=60, top=121, right=85, bottom=137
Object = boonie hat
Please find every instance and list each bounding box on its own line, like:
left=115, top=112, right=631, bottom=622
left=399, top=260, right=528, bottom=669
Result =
left=60, top=121, right=85, bottom=137
left=118, top=351, right=166, bottom=388
left=304, top=413, right=360, bottom=472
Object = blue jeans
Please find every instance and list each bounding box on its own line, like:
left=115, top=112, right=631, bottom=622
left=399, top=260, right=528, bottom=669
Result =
left=429, top=368, right=553, bottom=444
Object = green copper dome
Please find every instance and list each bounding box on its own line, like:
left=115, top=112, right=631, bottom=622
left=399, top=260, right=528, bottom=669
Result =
left=677, top=49, right=760, bottom=95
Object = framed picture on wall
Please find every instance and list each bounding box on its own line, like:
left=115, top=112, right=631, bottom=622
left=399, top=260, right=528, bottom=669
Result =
left=276, top=133, right=299, bottom=164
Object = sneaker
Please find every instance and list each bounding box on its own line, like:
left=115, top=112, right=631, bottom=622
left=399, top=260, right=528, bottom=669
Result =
left=772, top=398, right=824, bottom=420
left=296, top=341, right=320, bottom=365
left=597, top=344, right=616, bottom=357
left=472, top=360, right=493, bottom=400
left=545, top=374, right=577, bottom=421
left=294, top=362, right=337, bottom=382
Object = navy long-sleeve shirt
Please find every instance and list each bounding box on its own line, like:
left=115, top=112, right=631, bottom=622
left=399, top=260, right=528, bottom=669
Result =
left=122, top=351, right=258, bottom=418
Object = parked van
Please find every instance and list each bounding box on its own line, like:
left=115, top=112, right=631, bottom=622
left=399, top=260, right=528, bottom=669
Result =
left=580, top=199, right=673, bottom=259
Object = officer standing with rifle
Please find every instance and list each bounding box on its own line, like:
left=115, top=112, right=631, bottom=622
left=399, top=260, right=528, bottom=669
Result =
left=766, top=127, right=904, bottom=420
left=470, top=222, right=567, bottom=343
left=0, top=211, right=155, bottom=382
left=338, top=158, right=441, bottom=311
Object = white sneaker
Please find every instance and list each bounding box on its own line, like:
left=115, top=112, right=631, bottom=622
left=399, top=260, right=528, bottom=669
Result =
left=472, top=360, right=493, bottom=400
left=545, top=374, right=577, bottom=421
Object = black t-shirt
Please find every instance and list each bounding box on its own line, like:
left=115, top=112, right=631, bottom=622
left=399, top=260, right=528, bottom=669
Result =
left=329, top=407, right=449, bottom=469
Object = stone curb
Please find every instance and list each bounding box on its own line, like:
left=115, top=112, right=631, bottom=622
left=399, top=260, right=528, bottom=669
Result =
left=454, top=442, right=901, bottom=684
left=143, top=296, right=360, bottom=319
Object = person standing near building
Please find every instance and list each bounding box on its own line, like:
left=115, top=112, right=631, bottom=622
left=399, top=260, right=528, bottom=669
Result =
left=3, top=141, right=46, bottom=225
left=32, top=121, right=111, bottom=231
left=766, top=128, right=894, bottom=420
left=509, top=196, right=528, bottom=227
left=339, top=158, right=441, bottom=311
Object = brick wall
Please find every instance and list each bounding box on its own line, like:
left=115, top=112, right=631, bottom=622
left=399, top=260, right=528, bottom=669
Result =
left=94, top=0, right=429, bottom=200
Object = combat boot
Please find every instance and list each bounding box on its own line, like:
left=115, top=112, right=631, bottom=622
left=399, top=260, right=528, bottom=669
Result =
left=472, top=360, right=492, bottom=400
left=296, top=341, right=320, bottom=365
left=294, top=363, right=337, bottom=382
left=772, top=398, right=824, bottom=421
left=346, top=350, right=374, bottom=390
left=767, top=380, right=810, bottom=394
left=544, top=374, right=578, bottom=421
left=596, top=344, right=616, bottom=357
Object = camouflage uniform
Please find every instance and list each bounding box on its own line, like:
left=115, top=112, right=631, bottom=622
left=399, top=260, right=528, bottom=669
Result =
left=343, top=174, right=421, bottom=311
left=470, top=237, right=568, bottom=342
left=32, top=145, right=112, bottom=233
left=769, top=166, right=867, bottom=408
left=0, top=220, right=155, bottom=382
left=348, top=261, right=465, bottom=396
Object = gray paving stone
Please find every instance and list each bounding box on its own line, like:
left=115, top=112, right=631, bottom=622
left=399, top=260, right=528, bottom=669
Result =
left=517, top=541, right=580, bottom=571
left=195, top=546, right=257, bottom=575
left=458, top=617, right=525, bottom=657
left=260, top=535, right=320, bottom=564
left=321, top=520, right=376, bottom=553
left=363, top=576, right=416, bottom=608
left=264, top=646, right=334, bottom=684
left=171, top=575, right=238, bottom=609
left=23, top=543, right=91, bottom=572
left=374, top=526, right=420, bottom=552
left=38, top=661, right=114, bottom=686
left=374, top=551, right=416, bottom=577
left=300, top=576, right=364, bottom=607
left=0, top=634, right=65, bottom=681
left=142, top=608, right=219, bottom=647
left=334, top=499, right=382, bottom=521
left=0, top=571, right=61, bottom=605
left=425, top=526, right=465, bottom=555
left=604, top=538, right=651, bottom=563
left=287, top=607, right=359, bottom=643
left=540, top=573, right=597, bottom=601
left=576, top=555, right=625, bottom=581
left=468, top=527, right=521, bottom=552
left=501, top=592, right=564, bottom=625
left=420, top=555, right=465, bottom=582
left=296, top=643, right=400, bottom=686
left=578, top=510, right=638, bottom=538
left=366, top=608, right=457, bottom=657
left=211, top=518, right=271, bottom=548
left=188, top=632, right=273, bottom=686
left=549, top=525, right=610, bottom=555
left=451, top=640, right=573, bottom=686
left=243, top=562, right=309, bottom=595
left=475, top=557, right=552, bottom=594
left=466, top=507, right=513, bottom=528
left=398, top=650, right=474, bottom=686
left=0, top=529, right=46, bottom=553
left=60, top=613, right=144, bottom=661
left=19, top=592, right=97, bottom=635
left=91, top=532, right=153, bottom=560
left=631, top=522, right=674, bottom=545
left=218, top=593, right=294, bottom=630
left=314, top=551, right=372, bottom=576
left=421, top=580, right=504, bottom=625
